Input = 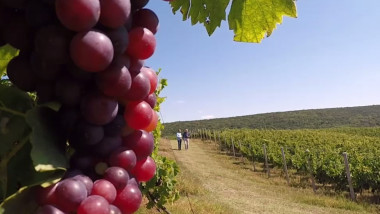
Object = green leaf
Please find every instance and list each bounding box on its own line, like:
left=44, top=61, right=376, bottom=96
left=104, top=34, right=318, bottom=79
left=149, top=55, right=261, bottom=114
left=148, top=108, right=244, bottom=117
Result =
left=0, top=187, right=38, bottom=214
left=26, top=107, right=68, bottom=171
left=0, top=85, right=33, bottom=168
left=228, top=0, right=297, bottom=43
left=170, top=0, right=297, bottom=43
left=0, top=45, right=19, bottom=78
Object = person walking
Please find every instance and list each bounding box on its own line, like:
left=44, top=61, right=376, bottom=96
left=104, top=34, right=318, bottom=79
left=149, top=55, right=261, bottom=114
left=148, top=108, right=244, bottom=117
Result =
left=183, top=129, right=190, bottom=150
left=176, top=129, right=182, bottom=150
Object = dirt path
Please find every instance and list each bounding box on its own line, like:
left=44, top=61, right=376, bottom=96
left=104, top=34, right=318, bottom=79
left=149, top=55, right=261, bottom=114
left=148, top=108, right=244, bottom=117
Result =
left=170, top=139, right=370, bottom=214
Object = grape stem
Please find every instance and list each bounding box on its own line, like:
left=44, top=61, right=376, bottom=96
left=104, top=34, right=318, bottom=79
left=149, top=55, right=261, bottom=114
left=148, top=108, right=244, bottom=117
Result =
left=146, top=191, right=171, bottom=214
left=0, top=101, right=26, bottom=117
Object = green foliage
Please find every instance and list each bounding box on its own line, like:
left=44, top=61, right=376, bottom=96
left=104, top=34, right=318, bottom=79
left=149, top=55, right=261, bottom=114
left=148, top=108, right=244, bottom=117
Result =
left=0, top=45, right=18, bottom=78
left=163, top=105, right=380, bottom=136
left=170, top=0, right=297, bottom=43
left=0, top=86, right=66, bottom=211
left=201, top=128, right=380, bottom=192
left=142, top=77, right=180, bottom=211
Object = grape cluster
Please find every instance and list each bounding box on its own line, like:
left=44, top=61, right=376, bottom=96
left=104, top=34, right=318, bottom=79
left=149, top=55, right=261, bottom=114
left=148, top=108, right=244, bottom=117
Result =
left=0, top=0, right=165, bottom=213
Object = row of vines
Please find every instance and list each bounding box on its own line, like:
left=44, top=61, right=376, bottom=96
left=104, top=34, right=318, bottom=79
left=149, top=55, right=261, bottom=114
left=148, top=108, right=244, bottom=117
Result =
left=193, top=127, right=380, bottom=195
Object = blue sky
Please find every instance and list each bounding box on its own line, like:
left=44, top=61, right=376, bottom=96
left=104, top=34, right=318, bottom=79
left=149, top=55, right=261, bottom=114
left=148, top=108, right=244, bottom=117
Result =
left=145, top=0, right=380, bottom=123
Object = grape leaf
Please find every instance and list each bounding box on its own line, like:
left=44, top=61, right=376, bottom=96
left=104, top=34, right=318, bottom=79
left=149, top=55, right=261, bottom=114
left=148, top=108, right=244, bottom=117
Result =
left=25, top=107, right=68, bottom=171
left=170, top=0, right=230, bottom=35
left=0, top=187, right=38, bottom=214
left=0, top=45, right=19, bottom=78
left=170, top=0, right=297, bottom=43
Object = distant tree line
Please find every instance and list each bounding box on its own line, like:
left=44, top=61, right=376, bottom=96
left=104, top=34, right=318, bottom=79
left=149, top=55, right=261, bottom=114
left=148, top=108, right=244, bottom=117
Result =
left=162, top=105, right=380, bottom=137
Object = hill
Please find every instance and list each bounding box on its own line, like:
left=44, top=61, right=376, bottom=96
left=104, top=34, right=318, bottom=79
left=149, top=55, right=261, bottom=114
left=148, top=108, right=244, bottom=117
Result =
left=162, top=105, right=380, bottom=136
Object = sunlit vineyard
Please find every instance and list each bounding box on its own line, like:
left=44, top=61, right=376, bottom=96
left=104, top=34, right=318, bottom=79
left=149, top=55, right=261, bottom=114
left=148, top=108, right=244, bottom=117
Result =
left=196, top=127, right=380, bottom=194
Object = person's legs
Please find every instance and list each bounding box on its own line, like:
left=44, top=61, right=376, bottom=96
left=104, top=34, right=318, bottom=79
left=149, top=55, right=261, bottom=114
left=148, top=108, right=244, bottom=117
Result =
left=184, top=138, right=189, bottom=149
left=177, top=139, right=182, bottom=150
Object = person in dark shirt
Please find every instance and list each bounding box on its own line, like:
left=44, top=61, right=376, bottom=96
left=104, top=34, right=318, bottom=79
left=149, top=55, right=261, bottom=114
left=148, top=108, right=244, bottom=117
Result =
left=182, top=129, right=190, bottom=150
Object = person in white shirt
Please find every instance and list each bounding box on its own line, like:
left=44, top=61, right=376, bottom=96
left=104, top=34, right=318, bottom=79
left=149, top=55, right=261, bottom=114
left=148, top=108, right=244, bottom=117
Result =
left=176, top=129, right=182, bottom=150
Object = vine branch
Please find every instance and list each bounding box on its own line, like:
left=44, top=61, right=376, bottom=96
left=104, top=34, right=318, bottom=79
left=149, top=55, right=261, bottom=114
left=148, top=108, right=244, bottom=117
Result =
left=0, top=101, right=26, bottom=118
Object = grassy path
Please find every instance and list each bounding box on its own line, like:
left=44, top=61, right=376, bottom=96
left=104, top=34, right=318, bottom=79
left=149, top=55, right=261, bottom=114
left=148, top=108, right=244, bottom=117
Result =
left=167, top=139, right=375, bottom=214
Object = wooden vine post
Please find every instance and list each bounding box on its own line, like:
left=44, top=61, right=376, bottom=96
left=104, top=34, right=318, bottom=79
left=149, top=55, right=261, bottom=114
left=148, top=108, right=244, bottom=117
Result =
left=263, top=144, right=270, bottom=177
left=342, top=152, right=356, bottom=201
left=306, top=150, right=317, bottom=193
left=281, top=147, right=290, bottom=185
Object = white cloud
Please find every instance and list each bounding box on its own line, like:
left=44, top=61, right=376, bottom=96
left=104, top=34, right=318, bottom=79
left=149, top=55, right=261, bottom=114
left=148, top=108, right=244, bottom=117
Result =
left=201, top=115, right=215, bottom=120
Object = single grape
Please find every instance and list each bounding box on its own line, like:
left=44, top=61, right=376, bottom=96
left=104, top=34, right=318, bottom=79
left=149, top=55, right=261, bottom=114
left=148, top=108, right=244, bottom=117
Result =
left=130, top=156, right=156, bottom=182
left=128, top=57, right=145, bottom=76
left=92, top=136, right=122, bottom=158
left=124, top=101, right=153, bottom=130
left=145, top=109, right=158, bottom=132
left=104, top=26, right=129, bottom=56
left=99, top=0, right=131, bottom=28
left=126, top=27, right=156, bottom=60
left=72, top=174, right=94, bottom=195
left=140, top=66, right=158, bottom=94
left=144, top=93, right=157, bottom=109
left=70, top=30, right=114, bottom=72
left=109, top=147, right=137, bottom=171
left=55, top=179, right=88, bottom=212
left=35, top=183, right=58, bottom=206
left=123, top=130, right=154, bottom=159
left=55, top=0, right=100, bottom=31
left=122, top=70, right=150, bottom=101
left=80, top=92, right=118, bottom=125
left=113, top=184, right=142, bottom=214
left=96, top=57, right=132, bottom=98
left=36, top=205, right=65, bottom=214
left=132, top=8, right=159, bottom=34
left=91, top=179, right=117, bottom=203
left=69, top=121, right=104, bottom=148
left=109, top=205, right=122, bottom=214
left=77, top=195, right=110, bottom=214
left=103, top=166, right=129, bottom=190
left=130, top=0, right=148, bottom=10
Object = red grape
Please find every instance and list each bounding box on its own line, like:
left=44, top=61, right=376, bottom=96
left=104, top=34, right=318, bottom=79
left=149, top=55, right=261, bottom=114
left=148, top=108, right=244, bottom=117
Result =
left=77, top=195, right=110, bottom=214
left=80, top=92, right=118, bottom=125
left=144, top=93, right=157, bottom=109
left=131, top=156, right=156, bottom=182
left=70, top=30, right=114, bottom=72
left=122, top=70, right=150, bottom=101
left=124, top=101, right=153, bottom=130
left=99, top=0, right=131, bottom=28
left=109, top=147, right=137, bottom=171
left=132, top=8, right=159, bottom=34
left=36, top=205, right=65, bottom=214
left=145, top=110, right=158, bottom=132
left=140, top=66, right=158, bottom=94
left=91, top=179, right=117, bottom=203
left=55, top=0, right=100, bottom=32
left=126, top=27, right=156, bottom=60
left=113, top=184, right=142, bottom=214
left=55, top=179, right=88, bottom=212
left=96, top=58, right=132, bottom=97
left=103, top=166, right=129, bottom=190
left=123, top=130, right=154, bottom=159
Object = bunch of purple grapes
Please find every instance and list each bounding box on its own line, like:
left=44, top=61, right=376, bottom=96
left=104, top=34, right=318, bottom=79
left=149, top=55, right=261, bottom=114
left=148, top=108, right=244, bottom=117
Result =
left=0, top=0, right=164, bottom=213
